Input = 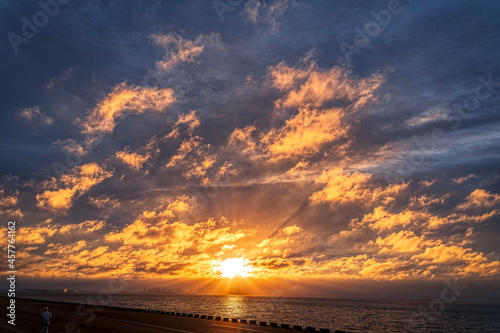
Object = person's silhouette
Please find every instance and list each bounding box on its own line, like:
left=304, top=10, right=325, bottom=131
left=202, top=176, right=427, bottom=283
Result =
left=41, top=307, right=52, bottom=333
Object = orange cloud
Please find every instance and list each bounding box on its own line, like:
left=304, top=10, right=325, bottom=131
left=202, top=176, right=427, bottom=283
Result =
left=452, top=174, right=478, bottom=184
left=88, top=195, right=120, bottom=209
left=355, top=207, right=421, bottom=231
left=270, top=60, right=383, bottom=110
left=105, top=213, right=245, bottom=253
left=59, top=220, right=106, bottom=234
left=313, top=185, right=500, bottom=280
left=255, top=225, right=308, bottom=257
left=445, top=210, right=498, bottom=226
left=375, top=231, right=424, bottom=254
left=221, top=59, right=383, bottom=165
left=13, top=219, right=105, bottom=247
left=82, top=83, right=175, bottom=137
left=264, top=107, right=347, bottom=159
left=0, top=187, right=20, bottom=220
left=0, top=186, right=23, bottom=220
left=310, top=167, right=408, bottom=206
left=36, top=188, right=76, bottom=212
left=167, top=136, right=203, bottom=167
left=457, top=189, right=500, bottom=210
left=116, top=150, right=150, bottom=171
left=165, top=110, right=201, bottom=139
left=354, top=205, right=449, bottom=232
left=410, top=194, right=449, bottom=208
left=116, top=135, right=160, bottom=171
left=151, top=32, right=222, bottom=71
left=227, top=125, right=259, bottom=156
left=0, top=188, right=19, bottom=208
left=17, top=223, right=57, bottom=245
left=36, top=163, right=112, bottom=213
left=61, top=83, right=176, bottom=156
left=166, top=134, right=217, bottom=183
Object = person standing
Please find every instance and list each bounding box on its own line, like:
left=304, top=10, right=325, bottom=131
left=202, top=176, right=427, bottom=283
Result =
left=41, top=307, right=52, bottom=333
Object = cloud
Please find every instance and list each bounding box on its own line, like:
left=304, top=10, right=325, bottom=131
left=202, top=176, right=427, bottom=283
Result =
left=352, top=194, right=496, bottom=232
left=452, top=174, right=478, bottom=184
left=255, top=224, right=307, bottom=256
left=151, top=32, right=222, bottom=71
left=270, top=60, right=383, bottom=110
left=411, top=244, right=500, bottom=277
left=0, top=188, right=23, bottom=220
left=105, top=212, right=245, bottom=251
left=409, top=193, right=449, bottom=209
left=404, top=106, right=451, bottom=127
left=44, top=240, right=88, bottom=256
left=165, top=110, right=201, bottom=139
left=57, top=139, right=87, bottom=157
left=457, top=189, right=500, bottom=210
left=45, top=66, right=76, bottom=89
left=17, top=222, right=58, bottom=245
left=355, top=122, right=500, bottom=180
left=67, top=83, right=176, bottom=155
left=319, top=227, right=500, bottom=280
left=243, top=0, right=298, bottom=33
left=264, top=107, right=347, bottom=159
left=115, top=136, right=159, bottom=171
left=9, top=219, right=104, bottom=247
left=183, top=155, right=217, bottom=182
left=310, top=167, right=408, bottom=206
left=353, top=206, right=440, bottom=232
left=0, top=188, right=18, bottom=207
left=316, top=182, right=500, bottom=279
left=166, top=136, right=203, bottom=168
left=219, top=60, right=383, bottom=162
left=445, top=210, right=498, bottom=226
left=375, top=230, right=423, bottom=254
left=17, top=106, right=40, bottom=120
left=36, top=163, right=112, bottom=213
left=166, top=121, right=217, bottom=182
left=12, top=182, right=500, bottom=281
left=246, top=206, right=499, bottom=280
left=17, top=106, right=54, bottom=125
left=116, top=150, right=150, bottom=171
left=282, top=225, right=302, bottom=235
left=220, top=60, right=383, bottom=164
left=87, top=195, right=120, bottom=209
left=82, top=83, right=176, bottom=136
left=226, top=125, right=259, bottom=158
left=16, top=199, right=251, bottom=279
left=59, top=220, right=106, bottom=234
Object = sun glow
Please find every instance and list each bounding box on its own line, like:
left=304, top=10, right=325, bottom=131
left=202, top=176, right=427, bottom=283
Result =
left=216, top=258, right=253, bottom=278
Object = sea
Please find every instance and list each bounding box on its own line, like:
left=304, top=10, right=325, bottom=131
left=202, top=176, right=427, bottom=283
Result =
left=20, top=294, right=500, bottom=332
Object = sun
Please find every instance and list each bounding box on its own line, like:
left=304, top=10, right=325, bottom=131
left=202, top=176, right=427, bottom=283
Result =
left=216, top=258, right=253, bottom=278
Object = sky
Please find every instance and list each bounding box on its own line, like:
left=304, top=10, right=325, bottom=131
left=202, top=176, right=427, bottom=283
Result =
left=1, top=0, right=500, bottom=300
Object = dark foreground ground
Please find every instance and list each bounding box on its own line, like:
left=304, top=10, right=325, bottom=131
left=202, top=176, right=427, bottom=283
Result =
left=1, top=297, right=321, bottom=333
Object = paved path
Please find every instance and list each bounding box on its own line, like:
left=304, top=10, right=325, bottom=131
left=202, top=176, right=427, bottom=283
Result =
left=0, top=297, right=299, bottom=333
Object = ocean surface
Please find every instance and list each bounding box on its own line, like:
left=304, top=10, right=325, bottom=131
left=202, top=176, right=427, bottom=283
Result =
left=21, top=294, right=500, bottom=332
